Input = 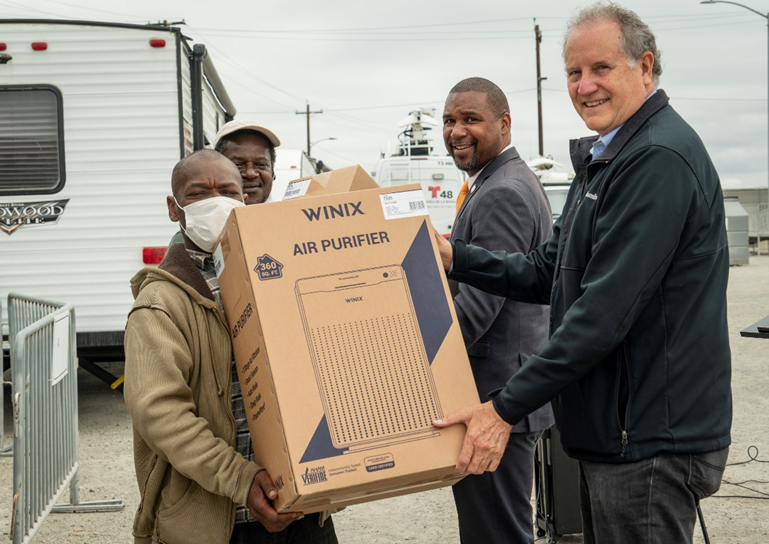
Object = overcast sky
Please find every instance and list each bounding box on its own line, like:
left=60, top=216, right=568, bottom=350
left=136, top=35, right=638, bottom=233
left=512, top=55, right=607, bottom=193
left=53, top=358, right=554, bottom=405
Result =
left=3, top=0, right=767, bottom=189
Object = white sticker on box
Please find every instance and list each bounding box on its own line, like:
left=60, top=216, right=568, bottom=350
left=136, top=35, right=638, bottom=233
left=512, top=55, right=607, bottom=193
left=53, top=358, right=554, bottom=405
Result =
left=51, top=313, right=69, bottom=385
left=213, top=244, right=225, bottom=277
left=282, top=178, right=312, bottom=200
left=380, top=190, right=429, bottom=220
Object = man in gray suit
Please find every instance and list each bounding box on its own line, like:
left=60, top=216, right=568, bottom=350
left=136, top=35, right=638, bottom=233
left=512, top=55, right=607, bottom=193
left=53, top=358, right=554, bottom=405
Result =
left=442, top=77, right=554, bottom=543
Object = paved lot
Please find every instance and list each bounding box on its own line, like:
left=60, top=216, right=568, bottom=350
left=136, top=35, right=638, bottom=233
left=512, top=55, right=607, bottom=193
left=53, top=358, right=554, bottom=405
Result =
left=1, top=255, right=768, bottom=543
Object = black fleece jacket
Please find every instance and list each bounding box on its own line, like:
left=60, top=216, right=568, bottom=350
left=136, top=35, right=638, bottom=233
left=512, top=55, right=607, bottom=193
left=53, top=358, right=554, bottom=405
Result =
left=450, top=90, right=732, bottom=463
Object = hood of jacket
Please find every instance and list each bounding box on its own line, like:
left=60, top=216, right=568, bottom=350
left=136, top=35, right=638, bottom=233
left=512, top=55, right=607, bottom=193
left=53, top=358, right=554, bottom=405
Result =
left=131, top=242, right=217, bottom=308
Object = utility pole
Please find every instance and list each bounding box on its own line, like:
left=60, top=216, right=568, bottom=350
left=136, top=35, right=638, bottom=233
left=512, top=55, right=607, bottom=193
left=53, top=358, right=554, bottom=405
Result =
left=535, top=20, right=547, bottom=157
left=296, top=103, right=323, bottom=156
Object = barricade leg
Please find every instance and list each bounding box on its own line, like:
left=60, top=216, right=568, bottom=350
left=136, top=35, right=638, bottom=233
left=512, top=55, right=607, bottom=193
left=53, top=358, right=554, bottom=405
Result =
left=1, top=297, right=11, bottom=456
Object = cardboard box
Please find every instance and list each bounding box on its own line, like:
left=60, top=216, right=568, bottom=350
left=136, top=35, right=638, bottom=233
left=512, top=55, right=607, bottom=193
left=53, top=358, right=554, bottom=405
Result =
left=281, top=164, right=379, bottom=200
left=214, top=166, right=480, bottom=513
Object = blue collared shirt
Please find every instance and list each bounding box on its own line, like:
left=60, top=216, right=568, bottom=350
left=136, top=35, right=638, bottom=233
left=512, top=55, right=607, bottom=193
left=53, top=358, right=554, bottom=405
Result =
left=590, top=125, right=621, bottom=160
left=591, top=90, right=657, bottom=159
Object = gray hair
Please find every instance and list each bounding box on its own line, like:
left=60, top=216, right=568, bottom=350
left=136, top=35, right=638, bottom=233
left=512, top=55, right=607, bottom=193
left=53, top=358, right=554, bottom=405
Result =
left=564, top=1, right=662, bottom=85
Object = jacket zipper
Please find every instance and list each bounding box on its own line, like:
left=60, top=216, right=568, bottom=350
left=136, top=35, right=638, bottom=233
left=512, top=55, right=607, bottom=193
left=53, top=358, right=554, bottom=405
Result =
left=617, top=342, right=631, bottom=457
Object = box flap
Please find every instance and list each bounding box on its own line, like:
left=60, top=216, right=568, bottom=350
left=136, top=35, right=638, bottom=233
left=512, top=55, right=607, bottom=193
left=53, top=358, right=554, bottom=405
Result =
left=283, top=165, right=379, bottom=200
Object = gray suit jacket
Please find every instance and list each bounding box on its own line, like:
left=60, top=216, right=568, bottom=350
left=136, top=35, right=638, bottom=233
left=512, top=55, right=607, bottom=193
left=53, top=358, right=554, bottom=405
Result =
left=450, top=146, right=554, bottom=433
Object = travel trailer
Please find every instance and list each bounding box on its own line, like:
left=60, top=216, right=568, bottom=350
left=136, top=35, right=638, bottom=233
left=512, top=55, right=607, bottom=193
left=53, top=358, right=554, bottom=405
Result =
left=0, top=20, right=235, bottom=376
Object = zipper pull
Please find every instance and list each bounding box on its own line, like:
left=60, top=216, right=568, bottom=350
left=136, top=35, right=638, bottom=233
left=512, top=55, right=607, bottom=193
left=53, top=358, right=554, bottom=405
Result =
left=621, top=431, right=628, bottom=457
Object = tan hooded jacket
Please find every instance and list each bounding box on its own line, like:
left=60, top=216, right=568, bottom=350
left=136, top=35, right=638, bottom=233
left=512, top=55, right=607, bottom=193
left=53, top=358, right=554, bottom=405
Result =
left=124, top=244, right=263, bottom=544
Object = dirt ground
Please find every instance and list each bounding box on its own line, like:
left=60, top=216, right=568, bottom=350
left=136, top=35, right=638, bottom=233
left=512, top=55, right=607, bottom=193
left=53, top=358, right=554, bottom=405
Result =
left=1, top=255, right=768, bottom=543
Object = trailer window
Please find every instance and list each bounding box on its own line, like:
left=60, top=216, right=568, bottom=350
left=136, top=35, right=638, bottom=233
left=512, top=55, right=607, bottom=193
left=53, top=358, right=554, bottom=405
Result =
left=0, top=86, right=65, bottom=195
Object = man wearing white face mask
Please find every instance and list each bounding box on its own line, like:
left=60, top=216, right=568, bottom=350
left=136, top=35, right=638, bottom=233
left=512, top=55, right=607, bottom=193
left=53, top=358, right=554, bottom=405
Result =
left=124, top=150, right=338, bottom=544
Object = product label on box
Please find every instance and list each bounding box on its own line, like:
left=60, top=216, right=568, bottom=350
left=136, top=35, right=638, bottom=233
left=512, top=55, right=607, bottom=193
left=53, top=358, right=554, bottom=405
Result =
left=327, top=462, right=362, bottom=477
left=213, top=245, right=225, bottom=277
left=293, top=231, right=390, bottom=256
left=241, top=346, right=261, bottom=403
left=283, top=178, right=312, bottom=200
left=380, top=190, right=429, bottom=220
left=300, top=201, right=365, bottom=222
left=301, top=465, right=328, bottom=485
left=254, top=254, right=284, bottom=280
left=232, top=303, right=253, bottom=339
left=365, top=453, right=395, bottom=473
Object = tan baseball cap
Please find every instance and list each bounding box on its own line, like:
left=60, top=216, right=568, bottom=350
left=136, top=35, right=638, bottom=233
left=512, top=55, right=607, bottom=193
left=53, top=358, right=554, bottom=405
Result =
left=213, top=119, right=281, bottom=149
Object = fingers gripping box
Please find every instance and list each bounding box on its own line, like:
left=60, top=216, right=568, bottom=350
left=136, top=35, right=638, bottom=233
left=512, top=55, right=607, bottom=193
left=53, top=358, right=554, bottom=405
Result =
left=214, top=166, right=479, bottom=513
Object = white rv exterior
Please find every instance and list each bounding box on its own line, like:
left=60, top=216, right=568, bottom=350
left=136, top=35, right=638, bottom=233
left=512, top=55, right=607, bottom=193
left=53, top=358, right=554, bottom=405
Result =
left=0, top=20, right=236, bottom=360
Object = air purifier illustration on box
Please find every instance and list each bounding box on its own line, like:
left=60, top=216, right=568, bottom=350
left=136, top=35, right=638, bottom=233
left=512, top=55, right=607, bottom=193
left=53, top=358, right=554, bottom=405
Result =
left=296, top=265, right=443, bottom=451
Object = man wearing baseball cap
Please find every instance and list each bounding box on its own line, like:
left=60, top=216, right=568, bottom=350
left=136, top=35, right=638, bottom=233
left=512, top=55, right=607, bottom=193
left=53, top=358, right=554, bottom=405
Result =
left=167, top=120, right=282, bottom=246
left=213, top=120, right=281, bottom=205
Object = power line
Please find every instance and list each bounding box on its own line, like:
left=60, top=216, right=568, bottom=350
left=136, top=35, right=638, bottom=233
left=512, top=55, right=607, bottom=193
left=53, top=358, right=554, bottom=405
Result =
left=218, top=73, right=298, bottom=112
left=186, top=23, right=306, bottom=106
left=325, top=107, right=397, bottom=130
left=191, top=33, right=535, bottom=42
left=194, top=17, right=539, bottom=34
left=187, top=24, right=413, bottom=133
left=195, top=28, right=540, bottom=37
left=36, top=0, right=156, bottom=20
left=236, top=88, right=542, bottom=116
left=188, top=17, right=759, bottom=43
left=237, top=110, right=296, bottom=115
left=330, top=101, right=442, bottom=112
left=312, top=146, right=377, bottom=169
left=673, top=97, right=765, bottom=102
left=653, top=19, right=764, bottom=32
left=326, top=112, right=396, bottom=131
left=192, top=12, right=750, bottom=35
left=539, top=88, right=764, bottom=102
left=184, top=14, right=764, bottom=130
left=315, top=116, right=393, bottom=136
left=0, top=0, right=75, bottom=18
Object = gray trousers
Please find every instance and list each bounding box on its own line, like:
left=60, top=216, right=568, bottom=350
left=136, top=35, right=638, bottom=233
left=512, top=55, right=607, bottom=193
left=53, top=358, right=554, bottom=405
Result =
left=579, top=447, right=729, bottom=544
left=452, top=430, right=543, bottom=544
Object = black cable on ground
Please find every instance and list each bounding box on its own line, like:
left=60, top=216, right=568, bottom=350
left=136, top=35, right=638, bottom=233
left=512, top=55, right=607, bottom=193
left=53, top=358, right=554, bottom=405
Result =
left=725, top=445, right=768, bottom=467
left=697, top=504, right=711, bottom=544
left=714, top=446, right=769, bottom=499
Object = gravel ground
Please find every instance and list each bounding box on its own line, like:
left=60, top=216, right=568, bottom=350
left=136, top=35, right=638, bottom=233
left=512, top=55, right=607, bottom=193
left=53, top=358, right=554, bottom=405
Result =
left=1, top=254, right=768, bottom=543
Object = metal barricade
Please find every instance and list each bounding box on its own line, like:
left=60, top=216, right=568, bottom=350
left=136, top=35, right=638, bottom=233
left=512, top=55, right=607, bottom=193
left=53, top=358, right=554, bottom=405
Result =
left=8, top=294, right=123, bottom=544
left=1, top=296, right=10, bottom=455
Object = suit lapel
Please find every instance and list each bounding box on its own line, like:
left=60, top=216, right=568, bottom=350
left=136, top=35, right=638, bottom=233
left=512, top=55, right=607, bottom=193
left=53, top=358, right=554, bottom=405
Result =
left=455, top=147, right=521, bottom=221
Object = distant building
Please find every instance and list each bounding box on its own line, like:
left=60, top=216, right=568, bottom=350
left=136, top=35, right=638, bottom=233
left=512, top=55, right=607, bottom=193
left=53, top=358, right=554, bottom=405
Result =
left=721, top=187, right=769, bottom=250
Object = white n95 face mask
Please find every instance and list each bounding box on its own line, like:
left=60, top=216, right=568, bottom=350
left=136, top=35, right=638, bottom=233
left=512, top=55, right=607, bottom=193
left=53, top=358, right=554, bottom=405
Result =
left=175, top=196, right=244, bottom=252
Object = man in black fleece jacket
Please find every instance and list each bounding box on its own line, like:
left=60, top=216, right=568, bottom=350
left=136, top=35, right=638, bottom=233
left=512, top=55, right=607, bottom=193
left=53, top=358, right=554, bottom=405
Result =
left=433, top=3, right=731, bottom=543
